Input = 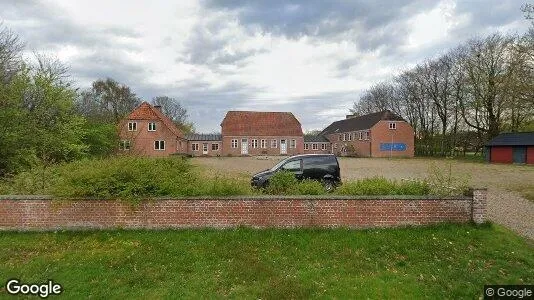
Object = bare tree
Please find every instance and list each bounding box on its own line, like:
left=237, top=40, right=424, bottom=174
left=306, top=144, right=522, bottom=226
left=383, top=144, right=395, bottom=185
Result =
left=152, top=96, right=195, bottom=133
left=0, top=23, right=24, bottom=84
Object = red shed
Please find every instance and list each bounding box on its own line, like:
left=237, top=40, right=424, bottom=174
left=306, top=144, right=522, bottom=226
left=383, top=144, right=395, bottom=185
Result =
left=485, top=132, right=534, bottom=164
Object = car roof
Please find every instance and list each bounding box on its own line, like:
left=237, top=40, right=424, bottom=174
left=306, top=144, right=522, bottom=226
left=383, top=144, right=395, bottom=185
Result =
left=285, top=154, right=336, bottom=159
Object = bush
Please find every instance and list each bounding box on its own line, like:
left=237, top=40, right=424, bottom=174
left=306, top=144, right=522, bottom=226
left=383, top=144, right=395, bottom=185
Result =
left=335, top=177, right=430, bottom=196
left=265, top=170, right=297, bottom=194
left=295, top=179, right=325, bottom=195
left=425, top=163, right=471, bottom=196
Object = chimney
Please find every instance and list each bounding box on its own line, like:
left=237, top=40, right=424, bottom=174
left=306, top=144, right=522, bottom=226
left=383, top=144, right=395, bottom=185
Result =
left=154, top=105, right=162, bottom=112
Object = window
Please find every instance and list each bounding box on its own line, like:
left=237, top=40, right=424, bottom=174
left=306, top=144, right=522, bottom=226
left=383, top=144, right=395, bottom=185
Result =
left=321, top=143, right=327, bottom=150
left=282, top=160, right=301, bottom=171
left=231, top=139, right=238, bottom=148
left=192, top=143, right=199, bottom=151
left=271, top=139, right=277, bottom=148
left=261, top=139, right=266, bottom=148
left=365, top=131, right=370, bottom=140
left=148, top=122, right=156, bottom=131
left=338, top=134, right=341, bottom=141
left=203, top=143, right=208, bottom=152
left=154, top=140, right=165, bottom=150
left=304, top=143, right=309, bottom=150
left=251, top=139, right=258, bottom=148
left=389, top=122, right=397, bottom=130
left=312, top=143, right=318, bottom=150
left=211, top=143, right=219, bottom=151
left=119, top=140, right=131, bottom=150
left=348, top=132, right=352, bottom=141
left=334, top=143, right=338, bottom=149
left=342, top=133, right=346, bottom=141
left=359, top=132, right=363, bottom=140
left=128, top=122, right=137, bottom=131
left=290, top=139, right=296, bottom=148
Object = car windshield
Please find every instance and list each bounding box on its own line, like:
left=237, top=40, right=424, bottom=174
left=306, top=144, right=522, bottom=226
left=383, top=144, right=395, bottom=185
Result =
left=270, top=157, right=292, bottom=171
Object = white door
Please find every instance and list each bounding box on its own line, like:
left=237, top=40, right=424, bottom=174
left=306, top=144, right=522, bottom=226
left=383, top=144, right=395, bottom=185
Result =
left=280, top=139, right=287, bottom=154
left=202, top=143, right=208, bottom=155
left=241, top=139, right=248, bottom=155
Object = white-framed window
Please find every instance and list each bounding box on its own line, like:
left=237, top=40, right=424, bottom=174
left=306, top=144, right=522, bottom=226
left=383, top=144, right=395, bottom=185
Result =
left=211, top=143, right=219, bottom=151
left=304, top=143, right=309, bottom=150
left=271, top=139, right=277, bottom=148
left=312, top=143, right=318, bottom=150
left=261, top=139, right=266, bottom=148
left=359, top=132, right=363, bottom=140
left=231, top=139, right=238, bottom=148
left=119, top=140, right=131, bottom=150
left=389, top=122, right=397, bottom=130
left=334, top=143, right=338, bottom=149
left=348, top=132, right=353, bottom=141
left=251, top=139, right=258, bottom=148
left=203, top=143, right=208, bottom=152
left=321, top=143, right=327, bottom=150
left=365, top=131, right=370, bottom=140
left=290, top=139, right=296, bottom=148
left=192, top=143, right=199, bottom=151
left=154, top=140, right=165, bottom=150
left=148, top=122, right=156, bottom=131
left=342, top=133, right=346, bottom=141
left=128, top=122, right=137, bottom=131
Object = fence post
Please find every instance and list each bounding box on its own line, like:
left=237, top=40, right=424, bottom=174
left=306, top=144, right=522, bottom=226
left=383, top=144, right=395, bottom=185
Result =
left=472, top=188, right=487, bottom=224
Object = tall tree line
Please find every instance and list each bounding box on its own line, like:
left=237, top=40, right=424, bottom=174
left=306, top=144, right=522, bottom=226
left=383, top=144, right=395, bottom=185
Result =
left=351, top=31, right=534, bottom=156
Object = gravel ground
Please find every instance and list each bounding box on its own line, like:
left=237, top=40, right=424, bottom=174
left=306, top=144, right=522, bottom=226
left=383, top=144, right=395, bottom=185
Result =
left=192, top=156, right=534, bottom=239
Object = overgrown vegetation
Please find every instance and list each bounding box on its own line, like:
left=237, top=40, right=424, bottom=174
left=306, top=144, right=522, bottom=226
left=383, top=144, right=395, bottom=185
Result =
left=0, top=224, right=532, bottom=299
left=336, top=177, right=431, bottom=196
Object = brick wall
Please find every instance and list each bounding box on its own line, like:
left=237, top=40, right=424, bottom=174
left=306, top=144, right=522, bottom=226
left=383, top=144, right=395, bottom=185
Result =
left=370, top=120, right=415, bottom=158
left=221, top=136, right=304, bottom=156
left=0, top=191, right=486, bottom=230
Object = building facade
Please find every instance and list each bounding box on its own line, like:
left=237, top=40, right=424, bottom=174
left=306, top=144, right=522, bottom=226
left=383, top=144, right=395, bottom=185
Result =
left=320, top=110, right=415, bottom=158
left=186, top=134, right=222, bottom=157
left=485, top=132, right=534, bottom=164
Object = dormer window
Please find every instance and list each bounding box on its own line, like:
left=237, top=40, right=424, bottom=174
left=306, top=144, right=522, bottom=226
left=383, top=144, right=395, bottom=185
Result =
left=389, top=122, right=397, bottom=130
left=148, top=122, right=156, bottom=131
left=128, top=122, right=137, bottom=131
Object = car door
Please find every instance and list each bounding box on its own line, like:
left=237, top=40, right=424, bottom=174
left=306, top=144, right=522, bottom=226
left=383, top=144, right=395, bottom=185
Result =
left=280, top=159, right=303, bottom=180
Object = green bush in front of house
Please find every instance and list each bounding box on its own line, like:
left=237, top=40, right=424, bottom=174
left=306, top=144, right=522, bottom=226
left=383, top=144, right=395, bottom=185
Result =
left=335, top=176, right=430, bottom=196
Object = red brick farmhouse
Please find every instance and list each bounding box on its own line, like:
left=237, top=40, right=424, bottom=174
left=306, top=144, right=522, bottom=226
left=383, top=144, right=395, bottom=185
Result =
left=119, top=103, right=414, bottom=158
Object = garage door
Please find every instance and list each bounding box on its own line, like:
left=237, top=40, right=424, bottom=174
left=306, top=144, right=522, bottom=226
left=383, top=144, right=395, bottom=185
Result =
left=528, top=146, right=534, bottom=165
left=512, top=147, right=527, bottom=164
left=490, top=146, right=513, bottom=163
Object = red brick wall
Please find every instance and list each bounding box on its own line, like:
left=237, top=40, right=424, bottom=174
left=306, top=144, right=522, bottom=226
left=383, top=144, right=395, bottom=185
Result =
left=222, top=136, right=304, bottom=156
left=119, top=120, right=187, bottom=156
left=325, top=133, right=372, bottom=157
left=370, top=121, right=415, bottom=158
left=187, top=141, right=222, bottom=157
left=0, top=191, right=486, bottom=230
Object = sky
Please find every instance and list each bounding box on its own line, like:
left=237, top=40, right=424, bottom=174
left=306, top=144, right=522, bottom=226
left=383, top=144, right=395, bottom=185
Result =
left=2, top=0, right=531, bottom=133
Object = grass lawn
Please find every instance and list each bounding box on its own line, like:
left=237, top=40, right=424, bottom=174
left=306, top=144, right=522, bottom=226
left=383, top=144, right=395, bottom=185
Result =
left=1, top=224, right=532, bottom=299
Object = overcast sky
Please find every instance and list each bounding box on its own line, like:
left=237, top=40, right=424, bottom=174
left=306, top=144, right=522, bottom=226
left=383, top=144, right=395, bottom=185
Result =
left=2, top=0, right=531, bottom=132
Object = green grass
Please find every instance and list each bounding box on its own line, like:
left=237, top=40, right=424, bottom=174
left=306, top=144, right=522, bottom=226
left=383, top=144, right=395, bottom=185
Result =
left=0, top=224, right=532, bottom=299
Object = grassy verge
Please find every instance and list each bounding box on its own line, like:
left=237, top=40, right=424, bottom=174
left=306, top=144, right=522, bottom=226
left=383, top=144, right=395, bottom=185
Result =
left=0, top=224, right=532, bottom=299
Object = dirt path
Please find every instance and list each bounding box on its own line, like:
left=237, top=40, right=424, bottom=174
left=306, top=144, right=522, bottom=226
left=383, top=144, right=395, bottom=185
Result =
left=192, top=156, right=534, bottom=239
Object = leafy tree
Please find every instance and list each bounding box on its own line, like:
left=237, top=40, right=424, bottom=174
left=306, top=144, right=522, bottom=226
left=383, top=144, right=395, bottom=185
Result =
left=152, top=96, right=195, bottom=133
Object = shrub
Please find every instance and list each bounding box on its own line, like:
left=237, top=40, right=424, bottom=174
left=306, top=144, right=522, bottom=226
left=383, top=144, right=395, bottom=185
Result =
left=425, top=163, right=471, bottom=196
left=266, top=170, right=298, bottom=194
left=295, top=179, right=325, bottom=195
left=335, top=177, right=430, bottom=196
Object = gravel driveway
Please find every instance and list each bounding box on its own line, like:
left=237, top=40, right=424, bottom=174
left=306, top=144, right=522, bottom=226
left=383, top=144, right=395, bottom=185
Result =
left=192, top=156, right=534, bottom=239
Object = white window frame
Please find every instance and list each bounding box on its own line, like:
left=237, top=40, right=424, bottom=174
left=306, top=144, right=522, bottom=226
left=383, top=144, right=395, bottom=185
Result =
left=192, top=143, right=199, bottom=151
left=312, top=143, right=319, bottom=150
left=154, top=140, right=165, bottom=150
left=304, top=143, right=309, bottom=150
left=342, top=133, right=346, bottom=141
left=348, top=132, right=352, bottom=141
left=211, top=143, right=219, bottom=151
left=128, top=122, right=137, bottom=131
left=251, top=139, right=258, bottom=148
left=321, top=143, right=327, bottom=150
left=334, top=143, right=338, bottom=149
left=271, top=139, right=277, bottom=148
left=261, top=139, right=266, bottom=149
left=365, top=131, right=370, bottom=140
left=148, top=122, right=156, bottom=131
left=290, top=139, right=296, bottom=148
left=359, top=132, right=363, bottom=140
left=389, top=122, right=397, bottom=130
left=231, top=139, right=238, bottom=148
left=119, top=140, right=131, bottom=151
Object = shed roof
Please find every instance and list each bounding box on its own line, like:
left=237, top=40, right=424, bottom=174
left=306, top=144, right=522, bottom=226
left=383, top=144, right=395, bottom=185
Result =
left=126, top=102, right=185, bottom=138
left=486, top=132, right=534, bottom=146
left=221, top=111, right=303, bottom=136
left=304, top=135, right=330, bottom=143
left=321, top=110, right=405, bottom=135
left=185, top=133, right=222, bottom=141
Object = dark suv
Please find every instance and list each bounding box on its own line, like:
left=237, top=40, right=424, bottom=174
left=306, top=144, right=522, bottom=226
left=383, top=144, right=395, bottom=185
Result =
left=251, top=154, right=341, bottom=190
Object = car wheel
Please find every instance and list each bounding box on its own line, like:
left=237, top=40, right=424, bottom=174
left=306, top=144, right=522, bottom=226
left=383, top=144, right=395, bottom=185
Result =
left=322, top=179, right=334, bottom=192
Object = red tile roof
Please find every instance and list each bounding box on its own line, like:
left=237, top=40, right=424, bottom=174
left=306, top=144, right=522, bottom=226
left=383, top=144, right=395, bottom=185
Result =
left=221, top=111, right=303, bottom=136
left=127, top=102, right=184, bottom=138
